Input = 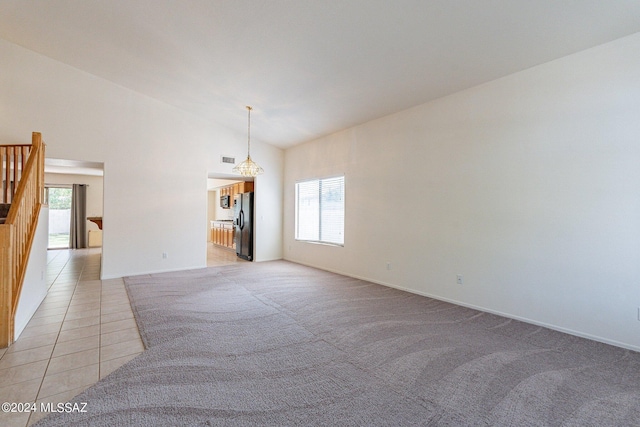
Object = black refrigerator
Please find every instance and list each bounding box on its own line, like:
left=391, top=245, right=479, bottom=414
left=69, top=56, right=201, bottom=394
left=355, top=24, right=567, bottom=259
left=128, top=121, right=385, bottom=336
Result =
left=234, top=192, right=254, bottom=261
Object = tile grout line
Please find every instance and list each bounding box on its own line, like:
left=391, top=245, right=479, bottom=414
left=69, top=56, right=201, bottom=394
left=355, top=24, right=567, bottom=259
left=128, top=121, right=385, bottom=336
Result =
left=0, top=249, right=103, bottom=427
left=27, top=252, right=81, bottom=426
left=28, top=249, right=100, bottom=426
left=44, top=250, right=72, bottom=291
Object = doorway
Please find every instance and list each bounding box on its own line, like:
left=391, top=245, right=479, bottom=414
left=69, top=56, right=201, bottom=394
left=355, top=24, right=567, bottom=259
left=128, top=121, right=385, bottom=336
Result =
left=206, top=175, right=255, bottom=265
left=46, top=186, right=72, bottom=249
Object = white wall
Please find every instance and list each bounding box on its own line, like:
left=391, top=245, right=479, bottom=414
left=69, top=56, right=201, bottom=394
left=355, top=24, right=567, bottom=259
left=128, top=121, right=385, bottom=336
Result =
left=14, top=207, right=49, bottom=339
left=0, top=39, right=284, bottom=278
left=284, top=33, right=640, bottom=350
left=254, top=146, right=284, bottom=262
left=207, top=190, right=216, bottom=241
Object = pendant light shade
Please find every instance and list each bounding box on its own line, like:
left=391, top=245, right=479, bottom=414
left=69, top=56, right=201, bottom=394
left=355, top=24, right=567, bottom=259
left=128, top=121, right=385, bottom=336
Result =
left=233, top=106, right=264, bottom=177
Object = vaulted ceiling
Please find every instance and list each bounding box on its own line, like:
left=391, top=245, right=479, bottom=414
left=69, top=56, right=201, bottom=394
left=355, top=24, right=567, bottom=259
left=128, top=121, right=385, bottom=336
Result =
left=1, top=1, right=639, bottom=148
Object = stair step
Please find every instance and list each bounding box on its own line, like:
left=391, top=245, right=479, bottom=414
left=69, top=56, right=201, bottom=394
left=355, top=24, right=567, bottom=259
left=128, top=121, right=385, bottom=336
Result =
left=0, top=203, right=10, bottom=224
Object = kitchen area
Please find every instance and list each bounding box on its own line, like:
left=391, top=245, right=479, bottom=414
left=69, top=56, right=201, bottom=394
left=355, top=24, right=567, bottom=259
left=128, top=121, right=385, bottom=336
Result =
left=207, top=179, right=255, bottom=264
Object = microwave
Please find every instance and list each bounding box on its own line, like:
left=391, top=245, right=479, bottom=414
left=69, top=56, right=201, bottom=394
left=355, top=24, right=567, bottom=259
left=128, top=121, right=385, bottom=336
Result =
left=220, top=195, right=231, bottom=209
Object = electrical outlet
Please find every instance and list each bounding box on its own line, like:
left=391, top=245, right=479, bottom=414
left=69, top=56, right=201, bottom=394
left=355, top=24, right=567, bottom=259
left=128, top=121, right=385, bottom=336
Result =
left=162, top=252, right=168, bottom=259
left=456, top=274, right=463, bottom=285
left=637, top=307, right=640, bottom=321
left=386, top=262, right=392, bottom=270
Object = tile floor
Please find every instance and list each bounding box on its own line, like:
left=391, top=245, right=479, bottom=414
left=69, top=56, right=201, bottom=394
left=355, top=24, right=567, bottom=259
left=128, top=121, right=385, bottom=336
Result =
left=0, top=248, right=143, bottom=427
left=207, top=241, right=248, bottom=267
left=1, top=244, right=244, bottom=427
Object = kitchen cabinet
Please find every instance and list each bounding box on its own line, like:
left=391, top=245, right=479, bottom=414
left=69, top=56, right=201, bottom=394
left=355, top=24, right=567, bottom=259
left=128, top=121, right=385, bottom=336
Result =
left=220, top=181, right=254, bottom=209
left=211, top=221, right=235, bottom=249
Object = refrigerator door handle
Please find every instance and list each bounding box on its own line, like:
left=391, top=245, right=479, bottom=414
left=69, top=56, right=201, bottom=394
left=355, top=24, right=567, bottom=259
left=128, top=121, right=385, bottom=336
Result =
left=239, top=210, right=244, bottom=230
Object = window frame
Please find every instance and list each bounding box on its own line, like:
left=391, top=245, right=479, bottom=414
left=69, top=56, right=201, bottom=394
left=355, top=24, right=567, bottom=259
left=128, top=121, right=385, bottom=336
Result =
left=294, top=175, right=345, bottom=247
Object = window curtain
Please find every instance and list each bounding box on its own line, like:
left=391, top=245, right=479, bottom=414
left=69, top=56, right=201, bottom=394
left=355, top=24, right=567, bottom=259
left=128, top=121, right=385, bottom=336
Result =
left=69, top=184, right=87, bottom=249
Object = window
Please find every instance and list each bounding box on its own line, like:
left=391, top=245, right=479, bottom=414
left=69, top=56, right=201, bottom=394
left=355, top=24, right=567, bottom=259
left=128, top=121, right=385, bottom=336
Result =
left=45, top=186, right=73, bottom=249
left=295, top=176, right=344, bottom=246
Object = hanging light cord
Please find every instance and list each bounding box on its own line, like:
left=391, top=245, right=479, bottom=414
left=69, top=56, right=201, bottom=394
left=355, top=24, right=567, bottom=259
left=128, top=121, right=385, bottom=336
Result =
left=246, top=105, right=252, bottom=157
left=232, top=104, right=263, bottom=176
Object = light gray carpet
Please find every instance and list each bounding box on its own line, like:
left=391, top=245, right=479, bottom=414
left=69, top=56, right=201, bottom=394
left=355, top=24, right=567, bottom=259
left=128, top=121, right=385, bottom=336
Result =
left=36, top=261, right=640, bottom=426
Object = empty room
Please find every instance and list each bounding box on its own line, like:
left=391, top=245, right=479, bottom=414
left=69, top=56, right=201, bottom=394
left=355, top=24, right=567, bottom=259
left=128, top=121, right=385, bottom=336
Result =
left=1, top=1, right=639, bottom=426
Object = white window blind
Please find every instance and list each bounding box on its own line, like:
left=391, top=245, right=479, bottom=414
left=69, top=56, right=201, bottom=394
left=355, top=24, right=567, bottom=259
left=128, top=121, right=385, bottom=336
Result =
left=295, top=176, right=344, bottom=245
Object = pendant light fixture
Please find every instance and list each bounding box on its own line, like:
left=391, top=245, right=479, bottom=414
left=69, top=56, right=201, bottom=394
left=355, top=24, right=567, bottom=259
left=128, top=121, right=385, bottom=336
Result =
left=232, top=106, right=264, bottom=177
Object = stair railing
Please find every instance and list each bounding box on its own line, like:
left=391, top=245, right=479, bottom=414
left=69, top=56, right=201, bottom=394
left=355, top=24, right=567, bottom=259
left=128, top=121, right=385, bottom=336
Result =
left=0, top=132, right=45, bottom=348
left=1, top=144, right=32, bottom=204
